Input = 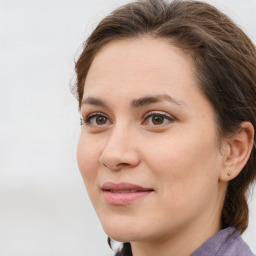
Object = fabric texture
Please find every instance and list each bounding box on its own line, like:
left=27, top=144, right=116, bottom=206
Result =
left=190, top=227, right=255, bottom=256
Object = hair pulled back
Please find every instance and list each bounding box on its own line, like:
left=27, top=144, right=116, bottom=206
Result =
left=74, top=0, right=256, bottom=255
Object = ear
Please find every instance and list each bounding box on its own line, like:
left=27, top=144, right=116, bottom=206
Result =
left=219, top=122, right=254, bottom=182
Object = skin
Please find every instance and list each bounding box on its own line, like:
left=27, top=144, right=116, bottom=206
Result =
left=77, top=37, right=254, bottom=256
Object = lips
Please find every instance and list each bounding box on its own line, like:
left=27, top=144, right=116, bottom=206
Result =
left=101, top=182, right=154, bottom=205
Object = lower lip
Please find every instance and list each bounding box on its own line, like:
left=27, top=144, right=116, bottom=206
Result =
left=103, top=190, right=152, bottom=205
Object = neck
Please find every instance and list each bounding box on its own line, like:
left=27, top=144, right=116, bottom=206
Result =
left=131, top=220, right=220, bottom=256
left=130, top=180, right=228, bottom=256
left=130, top=194, right=225, bottom=256
left=131, top=224, right=220, bottom=256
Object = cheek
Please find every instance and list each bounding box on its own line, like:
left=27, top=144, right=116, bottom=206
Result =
left=77, top=134, right=100, bottom=187
left=141, top=133, right=222, bottom=227
left=143, top=127, right=221, bottom=192
left=77, top=134, right=105, bottom=212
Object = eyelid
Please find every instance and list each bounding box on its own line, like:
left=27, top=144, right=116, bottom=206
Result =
left=142, top=111, right=176, bottom=125
left=144, top=111, right=175, bottom=120
left=86, top=112, right=107, bottom=120
left=80, top=110, right=175, bottom=126
left=81, top=112, right=111, bottom=126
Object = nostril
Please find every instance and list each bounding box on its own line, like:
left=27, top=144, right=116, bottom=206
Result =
left=118, top=162, right=130, bottom=167
left=102, top=162, right=129, bottom=169
left=99, top=149, right=141, bottom=170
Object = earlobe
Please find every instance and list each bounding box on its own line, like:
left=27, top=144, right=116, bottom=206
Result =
left=219, top=122, right=254, bottom=182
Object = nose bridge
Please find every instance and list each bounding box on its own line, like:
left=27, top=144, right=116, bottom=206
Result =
left=104, top=122, right=133, bottom=156
left=110, top=122, right=131, bottom=147
left=100, top=121, right=140, bottom=170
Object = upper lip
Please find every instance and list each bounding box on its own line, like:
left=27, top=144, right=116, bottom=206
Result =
left=101, top=182, right=154, bottom=192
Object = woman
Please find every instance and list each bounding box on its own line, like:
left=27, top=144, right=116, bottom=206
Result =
left=74, top=0, right=256, bottom=255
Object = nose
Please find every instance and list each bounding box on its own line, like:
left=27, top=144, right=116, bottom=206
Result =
left=99, top=126, right=140, bottom=171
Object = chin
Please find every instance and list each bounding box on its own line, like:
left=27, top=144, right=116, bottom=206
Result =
left=101, top=219, right=144, bottom=242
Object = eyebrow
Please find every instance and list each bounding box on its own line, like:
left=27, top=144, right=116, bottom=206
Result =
left=81, top=94, right=186, bottom=108
left=81, top=97, right=107, bottom=107
left=130, top=94, right=186, bottom=108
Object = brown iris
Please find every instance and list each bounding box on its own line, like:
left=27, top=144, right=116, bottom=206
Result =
left=151, top=115, right=165, bottom=125
left=96, top=116, right=108, bottom=125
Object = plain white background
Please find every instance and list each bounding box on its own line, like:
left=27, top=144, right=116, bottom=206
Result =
left=0, top=0, right=255, bottom=255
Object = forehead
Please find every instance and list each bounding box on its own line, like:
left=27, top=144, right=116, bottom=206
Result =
left=84, top=37, right=197, bottom=93
left=82, top=37, right=212, bottom=116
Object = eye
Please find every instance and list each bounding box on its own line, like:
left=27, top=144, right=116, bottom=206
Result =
left=143, top=111, right=175, bottom=126
left=82, top=112, right=111, bottom=127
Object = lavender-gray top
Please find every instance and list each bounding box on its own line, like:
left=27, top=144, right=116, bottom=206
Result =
left=191, top=227, right=255, bottom=256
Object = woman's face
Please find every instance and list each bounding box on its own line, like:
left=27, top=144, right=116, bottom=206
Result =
left=77, top=38, right=227, bottom=243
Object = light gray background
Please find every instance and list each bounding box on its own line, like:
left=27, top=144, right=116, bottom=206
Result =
left=0, top=0, right=255, bottom=255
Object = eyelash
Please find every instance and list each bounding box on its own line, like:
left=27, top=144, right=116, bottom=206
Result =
left=81, top=112, right=110, bottom=126
left=81, top=111, right=175, bottom=127
left=143, top=111, right=175, bottom=125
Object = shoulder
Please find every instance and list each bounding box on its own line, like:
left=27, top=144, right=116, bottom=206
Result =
left=217, top=228, right=255, bottom=256
left=191, top=227, right=255, bottom=256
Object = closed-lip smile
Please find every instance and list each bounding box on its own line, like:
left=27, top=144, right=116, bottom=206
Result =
left=101, top=182, right=154, bottom=205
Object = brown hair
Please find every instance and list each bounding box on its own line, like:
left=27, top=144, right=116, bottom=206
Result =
left=73, top=0, right=256, bottom=255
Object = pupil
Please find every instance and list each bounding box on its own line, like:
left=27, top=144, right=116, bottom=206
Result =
left=96, top=116, right=107, bottom=125
left=153, top=115, right=164, bottom=125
